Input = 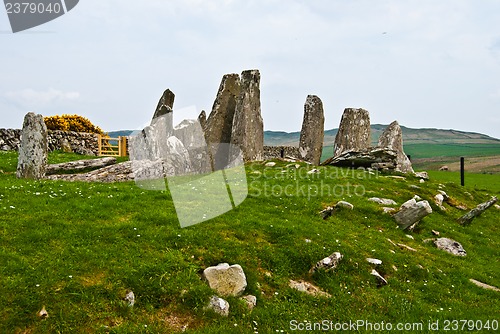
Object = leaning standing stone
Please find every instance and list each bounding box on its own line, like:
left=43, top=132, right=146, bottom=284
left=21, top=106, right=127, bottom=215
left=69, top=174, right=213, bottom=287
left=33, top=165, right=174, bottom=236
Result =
left=299, top=95, right=325, bottom=165
left=16, top=112, right=48, bottom=180
left=231, top=69, right=264, bottom=162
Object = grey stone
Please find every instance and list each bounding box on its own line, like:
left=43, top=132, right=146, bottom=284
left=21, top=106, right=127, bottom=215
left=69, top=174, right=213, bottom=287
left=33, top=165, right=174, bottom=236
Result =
left=439, top=165, right=449, bottom=171
left=59, top=138, right=72, bottom=153
left=298, top=95, right=324, bottom=165
left=124, top=290, right=135, bottom=307
left=322, top=147, right=398, bottom=169
left=333, top=108, right=371, bottom=157
left=198, top=110, right=207, bottom=132
left=370, top=269, right=388, bottom=285
left=469, top=279, right=500, bottom=292
left=368, top=197, right=397, bottom=206
left=378, top=121, right=414, bottom=173
left=309, top=252, right=343, bottom=273
left=203, top=263, right=247, bottom=297
left=366, top=258, right=382, bottom=265
left=152, top=88, right=175, bottom=121
left=46, top=157, right=116, bottom=175
left=393, top=199, right=433, bottom=230
left=206, top=73, right=241, bottom=169
left=336, top=201, right=354, bottom=210
left=240, top=295, right=257, bottom=310
left=289, top=280, right=331, bottom=298
left=206, top=296, right=230, bottom=316
left=415, top=171, right=429, bottom=180
left=434, top=238, right=467, bottom=256
left=231, top=69, right=264, bottom=162
left=16, top=112, right=48, bottom=180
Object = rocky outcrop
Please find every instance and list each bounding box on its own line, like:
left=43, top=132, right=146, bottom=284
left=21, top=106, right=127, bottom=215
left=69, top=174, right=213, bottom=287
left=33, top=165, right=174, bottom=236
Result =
left=378, top=121, right=414, bottom=173
left=299, top=95, right=324, bottom=165
left=309, top=252, right=343, bottom=273
left=16, top=112, right=48, bottom=180
left=231, top=70, right=264, bottom=162
left=333, top=108, right=371, bottom=157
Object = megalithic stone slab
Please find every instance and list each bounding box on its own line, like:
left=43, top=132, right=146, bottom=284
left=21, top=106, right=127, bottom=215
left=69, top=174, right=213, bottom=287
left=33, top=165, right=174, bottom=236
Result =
left=206, top=74, right=241, bottom=169
left=231, top=69, right=264, bottom=162
left=333, top=108, right=371, bottom=157
left=16, top=112, right=48, bottom=180
left=151, top=89, right=175, bottom=140
left=299, top=95, right=325, bottom=165
left=378, top=120, right=414, bottom=173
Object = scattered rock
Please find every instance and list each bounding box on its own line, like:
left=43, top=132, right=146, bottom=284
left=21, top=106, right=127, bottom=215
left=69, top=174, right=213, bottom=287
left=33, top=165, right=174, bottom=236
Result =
left=434, top=194, right=446, bottom=210
left=414, top=171, right=429, bottom=180
left=368, top=197, right=397, bottom=206
left=333, top=108, right=371, bottom=157
left=289, top=280, right=331, bottom=298
left=432, top=230, right=440, bottom=236
left=124, top=290, right=135, bottom=307
left=434, top=238, right=466, bottom=257
left=457, top=196, right=498, bottom=226
left=320, top=206, right=335, bottom=219
left=495, top=204, right=500, bottom=210
left=309, top=252, right=343, bottom=273
left=335, top=201, right=354, bottom=210
left=439, top=165, right=449, bottom=171
left=307, top=168, right=320, bottom=174
left=231, top=69, right=264, bottom=162
left=37, top=306, right=48, bottom=319
left=377, top=121, right=414, bottom=173
left=393, top=199, right=433, bottom=230
left=412, top=195, right=422, bottom=201
left=370, top=269, right=388, bottom=286
left=386, top=175, right=406, bottom=180
left=265, top=162, right=276, bottom=167
left=240, top=295, right=257, bottom=310
left=409, top=185, right=420, bottom=190
left=16, top=112, right=48, bottom=180
left=206, top=296, right=230, bottom=316
left=299, top=95, right=325, bottom=165
left=366, top=258, right=382, bottom=265
left=203, top=263, right=247, bottom=297
left=382, top=207, right=397, bottom=214
left=469, top=279, right=500, bottom=292
left=419, top=179, right=425, bottom=183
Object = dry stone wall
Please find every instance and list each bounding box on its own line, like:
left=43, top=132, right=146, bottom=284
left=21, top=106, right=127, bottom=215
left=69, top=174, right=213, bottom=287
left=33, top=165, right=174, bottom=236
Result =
left=0, top=128, right=98, bottom=155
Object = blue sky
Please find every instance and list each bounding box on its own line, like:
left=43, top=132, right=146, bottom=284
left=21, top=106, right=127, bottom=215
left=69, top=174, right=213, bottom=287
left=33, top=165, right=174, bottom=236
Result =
left=1, top=0, right=500, bottom=139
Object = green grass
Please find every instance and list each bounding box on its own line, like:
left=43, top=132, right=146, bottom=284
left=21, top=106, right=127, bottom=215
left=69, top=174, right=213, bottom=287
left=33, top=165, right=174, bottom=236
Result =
left=404, top=143, right=500, bottom=160
left=427, top=171, right=500, bottom=194
left=1, top=151, right=499, bottom=333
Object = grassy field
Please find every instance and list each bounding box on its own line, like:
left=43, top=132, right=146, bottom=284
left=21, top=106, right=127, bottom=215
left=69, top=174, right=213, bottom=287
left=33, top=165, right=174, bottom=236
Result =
left=1, top=151, right=499, bottom=333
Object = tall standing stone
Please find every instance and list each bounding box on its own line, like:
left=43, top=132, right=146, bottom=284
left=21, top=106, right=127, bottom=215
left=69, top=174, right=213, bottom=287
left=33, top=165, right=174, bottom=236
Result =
left=205, top=74, right=241, bottom=168
left=151, top=89, right=175, bottom=139
left=378, top=121, right=414, bottom=173
left=333, top=108, right=371, bottom=157
left=16, top=112, right=48, bottom=180
left=231, top=69, right=264, bottom=162
left=299, top=95, right=324, bottom=165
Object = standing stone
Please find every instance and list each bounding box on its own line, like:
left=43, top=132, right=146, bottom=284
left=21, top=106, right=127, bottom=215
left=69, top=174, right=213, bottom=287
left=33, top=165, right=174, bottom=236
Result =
left=198, top=110, right=207, bottom=132
left=16, top=112, right=48, bottom=180
left=231, top=70, right=264, bottom=162
left=298, top=95, right=324, bottom=165
left=205, top=74, right=241, bottom=168
left=151, top=89, right=175, bottom=139
left=333, top=108, right=371, bottom=157
left=378, top=121, right=414, bottom=173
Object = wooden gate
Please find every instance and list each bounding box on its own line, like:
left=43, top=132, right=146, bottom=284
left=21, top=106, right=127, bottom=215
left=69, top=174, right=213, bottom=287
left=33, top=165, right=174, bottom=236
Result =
left=97, top=135, right=128, bottom=157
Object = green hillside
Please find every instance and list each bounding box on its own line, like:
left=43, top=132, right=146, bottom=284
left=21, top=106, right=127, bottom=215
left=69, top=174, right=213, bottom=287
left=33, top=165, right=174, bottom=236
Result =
left=1, top=151, right=499, bottom=333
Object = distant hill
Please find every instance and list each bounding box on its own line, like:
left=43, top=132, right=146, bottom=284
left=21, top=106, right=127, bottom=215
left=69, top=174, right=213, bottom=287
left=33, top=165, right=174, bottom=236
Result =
left=109, top=126, right=500, bottom=147
left=265, top=125, right=500, bottom=147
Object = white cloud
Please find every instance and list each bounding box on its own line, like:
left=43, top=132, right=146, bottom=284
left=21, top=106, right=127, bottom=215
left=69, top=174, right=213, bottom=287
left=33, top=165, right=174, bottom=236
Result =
left=4, top=88, right=80, bottom=107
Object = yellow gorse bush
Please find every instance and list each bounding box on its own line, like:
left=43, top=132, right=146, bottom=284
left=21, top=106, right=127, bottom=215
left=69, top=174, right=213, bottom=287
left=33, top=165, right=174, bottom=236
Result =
left=44, top=114, right=105, bottom=135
